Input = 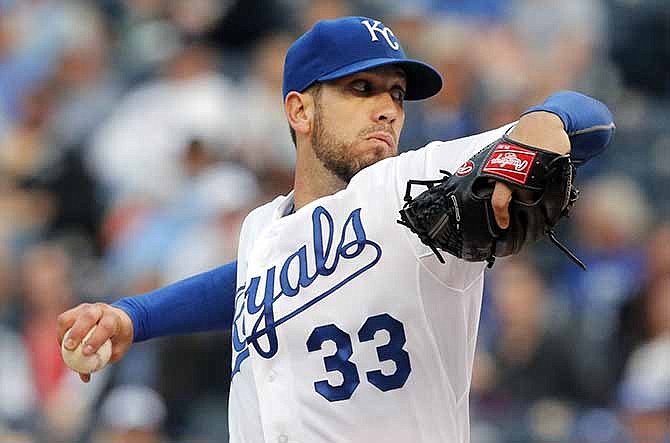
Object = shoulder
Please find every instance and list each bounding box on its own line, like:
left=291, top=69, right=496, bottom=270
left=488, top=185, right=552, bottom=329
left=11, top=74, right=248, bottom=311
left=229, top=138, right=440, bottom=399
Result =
left=241, top=194, right=289, bottom=234
left=238, top=194, right=290, bottom=251
left=236, top=193, right=291, bottom=285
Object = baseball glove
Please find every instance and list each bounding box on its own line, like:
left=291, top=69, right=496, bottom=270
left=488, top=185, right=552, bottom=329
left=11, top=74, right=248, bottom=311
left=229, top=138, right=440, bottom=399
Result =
left=397, top=135, right=585, bottom=269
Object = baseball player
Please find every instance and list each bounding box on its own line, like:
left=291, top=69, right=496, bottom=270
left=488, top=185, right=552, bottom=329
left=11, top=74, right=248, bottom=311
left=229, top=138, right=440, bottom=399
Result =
left=57, top=17, right=614, bottom=443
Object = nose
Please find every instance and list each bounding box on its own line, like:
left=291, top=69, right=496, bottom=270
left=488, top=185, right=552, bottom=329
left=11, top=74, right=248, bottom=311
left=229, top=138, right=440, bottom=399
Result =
left=371, top=92, right=399, bottom=123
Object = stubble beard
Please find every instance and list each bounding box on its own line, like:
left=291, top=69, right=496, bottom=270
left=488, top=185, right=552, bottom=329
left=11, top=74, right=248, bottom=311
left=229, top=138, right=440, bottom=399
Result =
left=311, top=104, right=388, bottom=184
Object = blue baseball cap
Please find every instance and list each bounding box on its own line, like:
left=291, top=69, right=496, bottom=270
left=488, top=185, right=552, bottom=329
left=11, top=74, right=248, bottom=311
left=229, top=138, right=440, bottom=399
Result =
left=283, top=16, right=443, bottom=101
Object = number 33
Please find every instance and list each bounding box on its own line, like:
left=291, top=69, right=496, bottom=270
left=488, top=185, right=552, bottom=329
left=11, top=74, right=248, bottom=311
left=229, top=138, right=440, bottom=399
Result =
left=306, top=313, right=411, bottom=402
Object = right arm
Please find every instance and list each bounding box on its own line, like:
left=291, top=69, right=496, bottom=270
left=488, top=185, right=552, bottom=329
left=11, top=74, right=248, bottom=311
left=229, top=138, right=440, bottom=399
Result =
left=112, top=261, right=238, bottom=341
left=56, top=260, right=238, bottom=382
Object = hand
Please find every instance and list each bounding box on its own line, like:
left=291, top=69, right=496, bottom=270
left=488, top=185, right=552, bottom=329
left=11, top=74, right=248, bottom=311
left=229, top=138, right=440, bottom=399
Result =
left=56, top=303, right=134, bottom=382
left=492, top=111, right=570, bottom=229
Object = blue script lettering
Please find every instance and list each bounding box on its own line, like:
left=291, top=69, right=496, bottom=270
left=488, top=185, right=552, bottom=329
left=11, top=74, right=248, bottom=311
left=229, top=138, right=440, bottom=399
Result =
left=231, top=206, right=382, bottom=376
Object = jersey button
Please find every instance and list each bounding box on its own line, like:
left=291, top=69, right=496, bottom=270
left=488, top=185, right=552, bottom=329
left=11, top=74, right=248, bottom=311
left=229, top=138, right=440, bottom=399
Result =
left=268, top=369, right=277, bottom=382
left=277, top=434, right=288, bottom=443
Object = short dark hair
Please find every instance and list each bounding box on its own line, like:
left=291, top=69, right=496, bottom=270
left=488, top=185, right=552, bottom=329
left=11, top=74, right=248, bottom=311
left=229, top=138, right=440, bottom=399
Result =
left=288, top=82, right=322, bottom=147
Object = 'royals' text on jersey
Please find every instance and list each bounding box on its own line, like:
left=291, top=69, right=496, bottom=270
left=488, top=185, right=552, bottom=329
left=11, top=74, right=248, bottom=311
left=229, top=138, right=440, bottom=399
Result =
left=230, top=124, right=513, bottom=443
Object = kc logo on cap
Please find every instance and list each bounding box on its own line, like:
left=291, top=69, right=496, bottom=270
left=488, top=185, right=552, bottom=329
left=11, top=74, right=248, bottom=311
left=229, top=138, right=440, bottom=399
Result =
left=282, top=16, right=443, bottom=101
left=360, top=20, right=400, bottom=50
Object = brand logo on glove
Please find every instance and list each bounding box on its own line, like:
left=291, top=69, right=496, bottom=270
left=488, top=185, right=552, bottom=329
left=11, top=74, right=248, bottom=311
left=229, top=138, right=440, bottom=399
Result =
left=482, top=142, right=537, bottom=184
left=456, top=161, right=474, bottom=176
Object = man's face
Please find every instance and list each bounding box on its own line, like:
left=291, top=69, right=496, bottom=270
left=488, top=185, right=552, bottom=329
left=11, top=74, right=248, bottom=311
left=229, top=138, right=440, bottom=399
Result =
left=310, top=65, right=407, bottom=183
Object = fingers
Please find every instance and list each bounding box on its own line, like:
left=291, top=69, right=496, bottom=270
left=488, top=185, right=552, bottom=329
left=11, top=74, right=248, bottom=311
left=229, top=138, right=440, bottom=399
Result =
left=491, top=182, right=513, bottom=229
left=56, top=307, right=80, bottom=346
left=82, top=313, right=118, bottom=356
left=57, top=303, right=134, bottom=383
left=58, top=303, right=134, bottom=373
left=59, top=303, right=103, bottom=351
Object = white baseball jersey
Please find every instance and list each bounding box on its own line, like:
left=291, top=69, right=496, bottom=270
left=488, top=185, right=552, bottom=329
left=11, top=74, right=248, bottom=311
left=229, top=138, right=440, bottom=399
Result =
left=230, top=123, right=514, bottom=443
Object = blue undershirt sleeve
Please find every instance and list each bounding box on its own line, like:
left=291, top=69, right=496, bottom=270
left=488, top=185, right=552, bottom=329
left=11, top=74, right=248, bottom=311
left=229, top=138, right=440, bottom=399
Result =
left=112, top=260, right=238, bottom=342
left=522, top=90, right=615, bottom=165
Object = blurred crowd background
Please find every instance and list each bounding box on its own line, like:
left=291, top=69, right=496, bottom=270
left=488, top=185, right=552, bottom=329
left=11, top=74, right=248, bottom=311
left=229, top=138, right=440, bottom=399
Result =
left=0, top=0, right=668, bottom=442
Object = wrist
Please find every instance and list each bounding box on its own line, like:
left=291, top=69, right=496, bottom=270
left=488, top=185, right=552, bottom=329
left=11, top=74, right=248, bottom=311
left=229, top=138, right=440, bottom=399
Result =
left=520, top=90, right=615, bottom=165
left=111, top=306, right=135, bottom=343
left=509, top=111, right=570, bottom=155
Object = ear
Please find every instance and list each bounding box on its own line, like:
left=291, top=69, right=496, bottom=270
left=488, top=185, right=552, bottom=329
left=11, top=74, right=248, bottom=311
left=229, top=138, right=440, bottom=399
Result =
left=285, top=91, right=314, bottom=138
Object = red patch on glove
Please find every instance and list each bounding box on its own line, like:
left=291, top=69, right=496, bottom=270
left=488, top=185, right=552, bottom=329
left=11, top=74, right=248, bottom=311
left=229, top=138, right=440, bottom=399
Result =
left=482, top=142, right=536, bottom=184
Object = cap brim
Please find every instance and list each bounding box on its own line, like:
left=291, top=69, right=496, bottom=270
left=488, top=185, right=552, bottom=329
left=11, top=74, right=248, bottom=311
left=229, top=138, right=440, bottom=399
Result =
left=318, top=57, right=443, bottom=100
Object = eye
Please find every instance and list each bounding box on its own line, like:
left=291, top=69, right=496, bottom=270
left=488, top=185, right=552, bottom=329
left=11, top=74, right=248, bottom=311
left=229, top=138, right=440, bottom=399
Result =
left=350, top=79, right=371, bottom=94
left=391, top=87, right=406, bottom=102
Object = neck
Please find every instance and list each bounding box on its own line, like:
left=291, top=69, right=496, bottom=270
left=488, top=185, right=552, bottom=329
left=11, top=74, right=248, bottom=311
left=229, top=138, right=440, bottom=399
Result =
left=293, top=143, right=347, bottom=210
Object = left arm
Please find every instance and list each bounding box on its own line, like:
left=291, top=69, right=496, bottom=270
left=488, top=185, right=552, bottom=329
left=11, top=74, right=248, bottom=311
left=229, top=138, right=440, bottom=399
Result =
left=491, top=90, right=615, bottom=228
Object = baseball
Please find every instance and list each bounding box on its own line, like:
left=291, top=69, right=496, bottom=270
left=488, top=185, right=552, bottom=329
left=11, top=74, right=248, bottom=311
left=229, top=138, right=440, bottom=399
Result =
left=61, top=326, right=112, bottom=374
